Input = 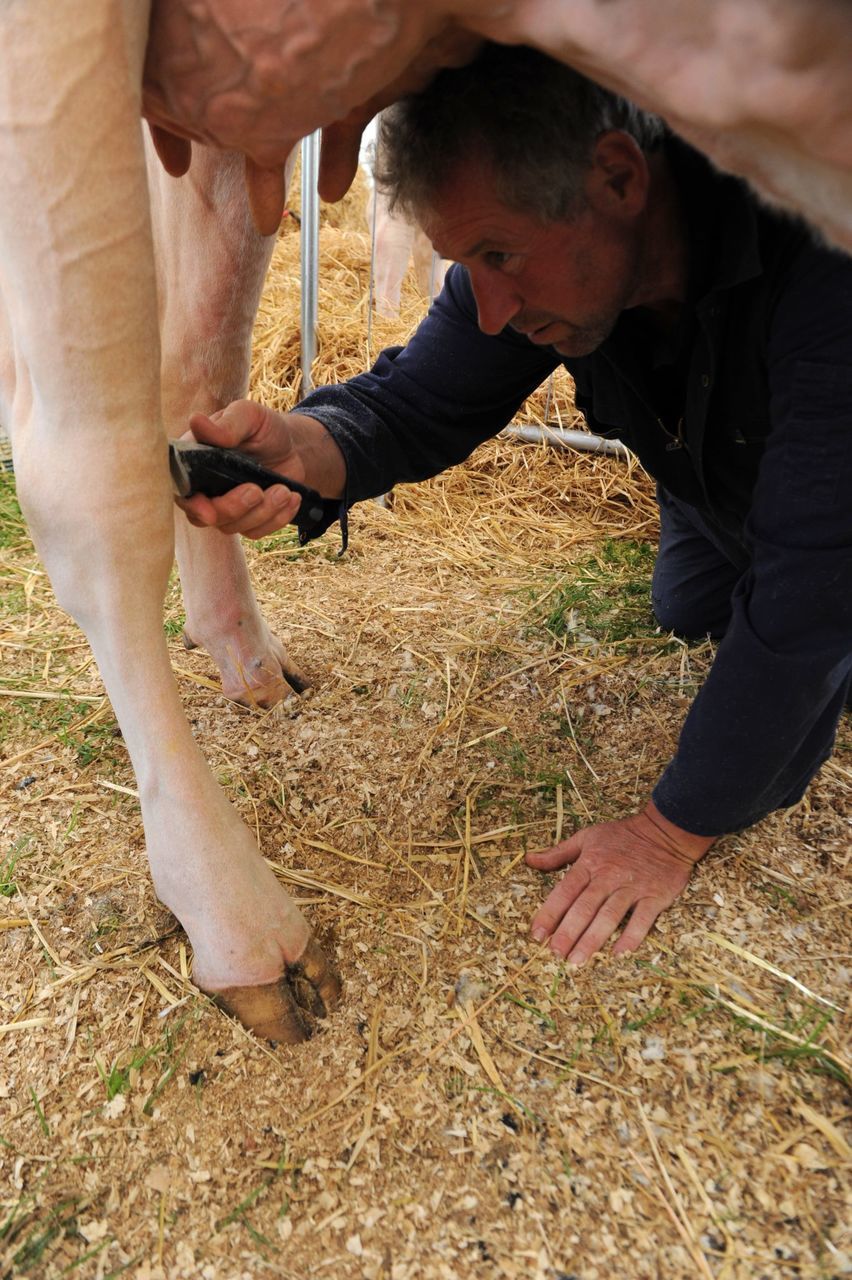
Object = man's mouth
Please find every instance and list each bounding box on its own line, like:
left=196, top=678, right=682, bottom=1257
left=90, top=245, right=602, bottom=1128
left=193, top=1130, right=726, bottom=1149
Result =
left=521, top=319, right=570, bottom=345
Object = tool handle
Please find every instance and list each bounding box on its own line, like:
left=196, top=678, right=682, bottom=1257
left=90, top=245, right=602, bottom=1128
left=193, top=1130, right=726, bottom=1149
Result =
left=168, top=440, right=350, bottom=551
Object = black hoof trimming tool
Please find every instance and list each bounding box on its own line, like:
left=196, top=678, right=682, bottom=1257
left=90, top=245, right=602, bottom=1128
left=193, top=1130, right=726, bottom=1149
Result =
left=168, top=440, right=347, bottom=550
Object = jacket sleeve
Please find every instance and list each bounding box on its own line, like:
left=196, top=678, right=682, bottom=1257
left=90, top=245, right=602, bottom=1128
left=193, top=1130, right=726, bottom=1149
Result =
left=295, top=263, right=560, bottom=504
left=653, top=241, right=852, bottom=835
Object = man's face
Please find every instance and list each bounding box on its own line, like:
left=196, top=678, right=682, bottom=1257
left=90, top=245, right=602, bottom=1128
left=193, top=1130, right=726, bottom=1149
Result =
left=420, top=160, right=645, bottom=357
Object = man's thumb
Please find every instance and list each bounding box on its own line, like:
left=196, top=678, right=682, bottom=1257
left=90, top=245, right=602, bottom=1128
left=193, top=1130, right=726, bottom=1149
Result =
left=525, top=832, right=583, bottom=869
left=188, top=410, right=241, bottom=448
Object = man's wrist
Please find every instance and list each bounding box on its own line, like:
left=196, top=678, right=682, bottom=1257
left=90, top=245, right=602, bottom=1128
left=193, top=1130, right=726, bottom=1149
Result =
left=282, top=413, right=347, bottom=499
left=641, top=799, right=716, bottom=863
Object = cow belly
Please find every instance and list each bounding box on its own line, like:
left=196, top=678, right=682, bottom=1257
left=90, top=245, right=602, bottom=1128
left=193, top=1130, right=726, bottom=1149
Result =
left=469, top=0, right=852, bottom=252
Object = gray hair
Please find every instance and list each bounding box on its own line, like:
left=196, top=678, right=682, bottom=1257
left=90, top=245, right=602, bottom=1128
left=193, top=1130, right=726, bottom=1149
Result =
left=375, top=43, right=665, bottom=224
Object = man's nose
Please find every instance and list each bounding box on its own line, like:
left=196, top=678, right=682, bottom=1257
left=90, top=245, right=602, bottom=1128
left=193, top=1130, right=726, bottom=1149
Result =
left=470, top=270, right=521, bottom=335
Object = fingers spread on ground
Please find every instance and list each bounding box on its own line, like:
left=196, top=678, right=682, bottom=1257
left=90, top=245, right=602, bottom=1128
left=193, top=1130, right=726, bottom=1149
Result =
left=567, top=889, right=636, bottom=966
left=548, top=883, right=609, bottom=959
left=530, top=864, right=591, bottom=944
left=612, top=898, right=663, bottom=956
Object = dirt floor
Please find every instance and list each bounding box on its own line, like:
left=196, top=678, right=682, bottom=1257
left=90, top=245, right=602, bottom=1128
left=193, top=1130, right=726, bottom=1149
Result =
left=0, top=177, right=850, bottom=1280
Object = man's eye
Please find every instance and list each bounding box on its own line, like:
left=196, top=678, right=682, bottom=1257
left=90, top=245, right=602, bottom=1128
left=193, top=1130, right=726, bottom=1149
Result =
left=485, top=251, right=519, bottom=270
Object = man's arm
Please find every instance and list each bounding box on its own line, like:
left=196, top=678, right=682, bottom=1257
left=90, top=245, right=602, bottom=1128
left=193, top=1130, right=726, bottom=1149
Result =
left=179, top=263, right=560, bottom=533
left=527, top=235, right=852, bottom=964
left=653, top=239, right=852, bottom=834
left=297, top=263, right=560, bottom=500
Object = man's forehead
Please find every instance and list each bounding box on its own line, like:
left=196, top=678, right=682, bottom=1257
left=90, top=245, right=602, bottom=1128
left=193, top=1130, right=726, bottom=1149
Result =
left=427, top=219, right=529, bottom=260
left=420, top=177, right=539, bottom=259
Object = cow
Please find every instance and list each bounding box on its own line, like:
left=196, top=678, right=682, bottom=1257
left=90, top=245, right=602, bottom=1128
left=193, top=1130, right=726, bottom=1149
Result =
left=0, top=0, right=339, bottom=1043
left=369, top=190, right=447, bottom=318
left=471, top=0, right=852, bottom=253
left=361, top=119, right=447, bottom=318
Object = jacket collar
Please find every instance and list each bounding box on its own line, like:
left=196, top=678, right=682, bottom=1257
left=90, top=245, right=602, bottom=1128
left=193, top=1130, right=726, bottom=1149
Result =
left=666, top=136, right=764, bottom=303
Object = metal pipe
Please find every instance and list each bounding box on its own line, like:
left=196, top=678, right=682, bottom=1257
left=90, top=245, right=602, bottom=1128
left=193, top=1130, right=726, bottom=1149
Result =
left=502, top=424, right=631, bottom=460
left=299, top=130, right=321, bottom=394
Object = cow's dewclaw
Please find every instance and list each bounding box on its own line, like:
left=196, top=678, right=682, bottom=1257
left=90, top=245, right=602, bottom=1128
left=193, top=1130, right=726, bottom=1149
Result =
left=211, top=935, right=342, bottom=1044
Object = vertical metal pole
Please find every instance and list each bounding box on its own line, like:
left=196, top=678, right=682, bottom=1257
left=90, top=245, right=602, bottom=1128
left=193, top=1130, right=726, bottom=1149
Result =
left=365, top=119, right=388, bottom=507
left=543, top=371, right=555, bottom=423
left=427, top=251, right=440, bottom=305
left=300, top=130, right=321, bottom=394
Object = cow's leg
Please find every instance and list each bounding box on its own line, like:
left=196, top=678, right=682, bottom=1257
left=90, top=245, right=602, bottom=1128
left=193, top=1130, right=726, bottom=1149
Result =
left=368, top=185, right=417, bottom=319
left=0, top=1, right=338, bottom=1039
left=412, top=230, right=447, bottom=301
left=146, top=137, right=306, bottom=708
left=11, top=410, right=337, bottom=1037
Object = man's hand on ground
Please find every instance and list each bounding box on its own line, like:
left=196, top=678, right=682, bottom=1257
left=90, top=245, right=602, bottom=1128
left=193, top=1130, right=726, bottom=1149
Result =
left=526, top=802, right=715, bottom=965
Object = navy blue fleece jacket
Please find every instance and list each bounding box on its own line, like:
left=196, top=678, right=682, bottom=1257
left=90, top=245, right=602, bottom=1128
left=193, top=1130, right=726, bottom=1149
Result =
left=297, top=140, right=852, bottom=836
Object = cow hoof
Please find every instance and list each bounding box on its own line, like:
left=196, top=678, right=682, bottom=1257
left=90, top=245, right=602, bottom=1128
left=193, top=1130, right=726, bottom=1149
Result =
left=210, top=936, right=342, bottom=1044
left=279, top=667, right=309, bottom=697
left=181, top=628, right=309, bottom=702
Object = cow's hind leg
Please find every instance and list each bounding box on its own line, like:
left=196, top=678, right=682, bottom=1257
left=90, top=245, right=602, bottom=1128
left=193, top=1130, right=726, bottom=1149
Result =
left=147, top=139, right=306, bottom=708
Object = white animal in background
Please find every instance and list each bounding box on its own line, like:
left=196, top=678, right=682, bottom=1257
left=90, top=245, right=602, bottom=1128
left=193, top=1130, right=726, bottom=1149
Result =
left=361, top=121, right=447, bottom=319
left=367, top=186, right=447, bottom=319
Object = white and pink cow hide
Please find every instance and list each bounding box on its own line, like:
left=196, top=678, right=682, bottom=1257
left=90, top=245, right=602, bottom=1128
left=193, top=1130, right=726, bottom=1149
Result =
left=0, top=0, right=340, bottom=1043
left=467, top=0, right=852, bottom=253
left=143, top=0, right=852, bottom=253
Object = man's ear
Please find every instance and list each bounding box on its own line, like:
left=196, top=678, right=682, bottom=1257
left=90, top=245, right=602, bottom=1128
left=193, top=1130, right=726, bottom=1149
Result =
left=585, top=131, right=649, bottom=218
